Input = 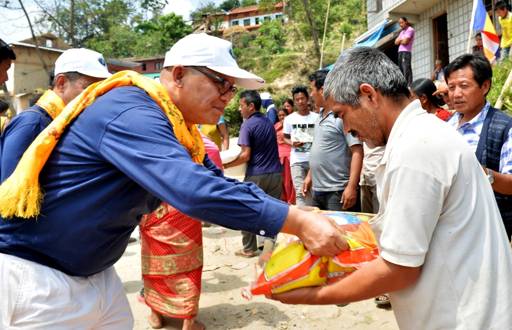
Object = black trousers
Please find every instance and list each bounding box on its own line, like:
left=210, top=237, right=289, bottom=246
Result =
left=398, top=51, right=412, bottom=86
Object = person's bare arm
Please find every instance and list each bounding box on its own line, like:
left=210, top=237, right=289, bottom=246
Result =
left=302, top=169, right=312, bottom=197
left=400, top=37, right=411, bottom=45
left=341, top=144, right=363, bottom=209
left=485, top=168, right=512, bottom=195
left=224, top=146, right=250, bottom=169
left=218, top=122, right=229, bottom=151
left=271, top=257, right=421, bottom=305
left=283, top=133, right=293, bottom=146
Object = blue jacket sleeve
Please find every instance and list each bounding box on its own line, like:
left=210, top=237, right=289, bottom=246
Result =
left=98, top=105, right=288, bottom=237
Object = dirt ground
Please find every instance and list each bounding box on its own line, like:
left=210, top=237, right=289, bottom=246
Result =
left=116, top=225, right=398, bottom=330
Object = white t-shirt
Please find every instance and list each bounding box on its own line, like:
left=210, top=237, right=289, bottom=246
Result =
left=283, top=111, right=319, bottom=165
left=371, top=100, right=512, bottom=329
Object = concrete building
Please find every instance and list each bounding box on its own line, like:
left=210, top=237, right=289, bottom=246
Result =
left=225, top=2, right=285, bottom=30
left=5, top=35, right=66, bottom=112
left=357, top=0, right=496, bottom=80
left=197, top=2, right=286, bottom=35
left=127, top=56, right=165, bottom=80
left=4, top=33, right=143, bottom=112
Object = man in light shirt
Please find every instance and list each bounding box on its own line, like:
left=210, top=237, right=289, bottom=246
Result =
left=271, top=46, right=512, bottom=330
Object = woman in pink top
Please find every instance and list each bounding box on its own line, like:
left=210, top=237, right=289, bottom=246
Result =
left=275, top=108, right=296, bottom=204
left=201, top=133, right=223, bottom=171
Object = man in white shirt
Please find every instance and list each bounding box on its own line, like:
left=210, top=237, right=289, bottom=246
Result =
left=271, top=46, right=512, bottom=329
left=283, top=85, right=319, bottom=206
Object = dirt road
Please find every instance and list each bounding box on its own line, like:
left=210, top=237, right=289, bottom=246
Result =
left=116, top=225, right=398, bottom=330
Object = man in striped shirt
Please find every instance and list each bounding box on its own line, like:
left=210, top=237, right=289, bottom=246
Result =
left=446, top=53, right=512, bottom=238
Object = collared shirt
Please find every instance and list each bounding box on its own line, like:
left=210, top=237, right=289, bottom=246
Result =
left=0, top=86, right=288, bottom=277
left=0, top=105, right=53, bottom=181
left=447, top=102, right=512, bottom=173
left=238, top=112, right=281, bottom=176
left=372, top=99, right=512, bottom=329
left=309, top=109, right=361, bottom=191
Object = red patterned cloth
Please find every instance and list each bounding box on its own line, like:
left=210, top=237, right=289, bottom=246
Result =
left=140, top=203, right=203, bottom=319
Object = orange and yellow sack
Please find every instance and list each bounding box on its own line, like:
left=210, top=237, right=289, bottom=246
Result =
left=250, top=211, right=379, bottom=296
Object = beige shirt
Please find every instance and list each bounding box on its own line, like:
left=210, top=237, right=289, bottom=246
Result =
left=371, top=100, right=512, bottom=329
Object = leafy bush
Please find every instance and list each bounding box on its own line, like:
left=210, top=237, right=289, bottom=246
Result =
left=489, top=60, right=512, bottom=114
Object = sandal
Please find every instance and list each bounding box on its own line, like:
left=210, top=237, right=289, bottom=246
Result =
left=374, top=294, right=391, bottom=307
left=235, top=249, right=258, bottom=258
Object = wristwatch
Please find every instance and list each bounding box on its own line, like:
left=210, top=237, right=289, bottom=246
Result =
left=486, top=168, right=495, bottom=185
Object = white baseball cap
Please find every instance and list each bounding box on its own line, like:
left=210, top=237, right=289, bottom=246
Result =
left=260, top=92, right=272, bottom=100
left=163, top=33, right=265, bottom=89
left=54, top=48, right=111, bottom=78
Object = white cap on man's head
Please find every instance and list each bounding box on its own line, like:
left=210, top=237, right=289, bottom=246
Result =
left=163, top=33, right=265, bottom=89
left=54, top=48, right=111, bottom=78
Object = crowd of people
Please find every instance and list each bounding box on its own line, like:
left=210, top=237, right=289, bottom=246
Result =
left=0, top=24, right=512, bottom=330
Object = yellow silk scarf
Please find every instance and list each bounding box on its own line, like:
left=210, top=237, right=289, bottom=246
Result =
left=35, top=90, right=65, bottom=119
left=0, top=70, right=205, bottom=219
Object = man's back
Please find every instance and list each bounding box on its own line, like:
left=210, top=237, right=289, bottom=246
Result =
left=374, top=101, right=512, bottom=329
left=239, top=112, right=281, bottom=176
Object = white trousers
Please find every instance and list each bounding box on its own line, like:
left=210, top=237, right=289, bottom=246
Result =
left=0, top=253, right=133, bottom=329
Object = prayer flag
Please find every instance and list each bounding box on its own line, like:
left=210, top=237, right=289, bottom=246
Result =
left=472, top=0, right=500, bottom=62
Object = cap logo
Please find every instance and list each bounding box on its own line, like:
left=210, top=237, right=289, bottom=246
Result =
left=98, top=57, right=106, bottom=67
left=229, top=47, right=236, bottom=60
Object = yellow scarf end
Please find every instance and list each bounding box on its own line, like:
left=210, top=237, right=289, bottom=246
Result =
left=0, top=179, right=43, bottom=219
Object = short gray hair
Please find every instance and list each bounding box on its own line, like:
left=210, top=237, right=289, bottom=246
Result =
left=323, top=47, right=410, bottom=107
left=52, top=71, right=85, bottom=88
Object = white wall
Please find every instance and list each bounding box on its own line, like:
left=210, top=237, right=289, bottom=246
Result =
left=411, top=0, right=472, bottom=80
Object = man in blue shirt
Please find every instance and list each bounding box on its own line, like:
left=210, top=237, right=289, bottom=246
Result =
left=0, top=33, right=346, bottom=328
left=1, top=48, right=111, bottom=181
left=446, top=54, right=512, bottom=239
left=225, top=90, right=282, bottom=257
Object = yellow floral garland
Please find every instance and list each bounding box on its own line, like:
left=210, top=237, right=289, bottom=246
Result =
left=35, top=90, right=66, bottom=119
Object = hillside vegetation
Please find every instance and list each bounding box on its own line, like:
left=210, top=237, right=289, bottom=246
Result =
left=219, top=0, right=367, bottom=134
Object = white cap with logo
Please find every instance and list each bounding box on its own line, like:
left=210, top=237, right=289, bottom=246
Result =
left=163, top=33, right=265, bottom=89
left=54, top=48, right=111, bottom=78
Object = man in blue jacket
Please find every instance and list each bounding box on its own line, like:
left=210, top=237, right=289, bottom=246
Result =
left=1, top=48, right=111, bottom=180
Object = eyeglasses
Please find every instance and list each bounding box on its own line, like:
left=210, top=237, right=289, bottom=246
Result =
left=189, top=66, right=237, bottom=96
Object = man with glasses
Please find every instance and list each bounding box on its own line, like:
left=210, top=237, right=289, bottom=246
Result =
left=1, top=48, right=111, bottom=180
left=0, top=33, right=345, bottom=328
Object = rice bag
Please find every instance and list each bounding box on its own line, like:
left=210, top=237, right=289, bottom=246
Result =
left=250, top=211, right=379, bottom=296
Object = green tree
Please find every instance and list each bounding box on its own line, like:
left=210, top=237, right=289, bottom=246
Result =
left=36, top=0, right=166, bottom=47
left=189, top=1, right=219, bottom=26
left=219, top=0, right=240, bottom=11
left=253, top=20, right=286, bottom=54
left=240, top=0, right=257, bottom=6
left=86, top=13, right=190, bottom=57
left=135, top=13, right=192, bottom=54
